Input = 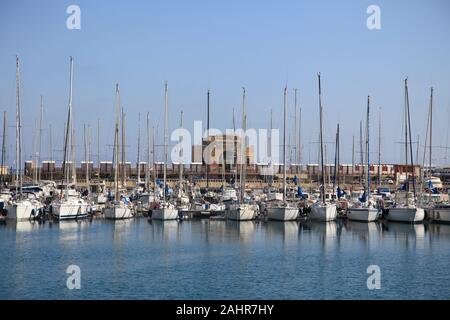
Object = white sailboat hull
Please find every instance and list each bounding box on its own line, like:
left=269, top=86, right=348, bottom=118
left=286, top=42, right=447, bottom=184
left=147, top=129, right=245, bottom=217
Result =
left=104, top=205, right=133, bottom=220
left=52, top=200, right=90, bottom=220
left=428, top=208, right=450, bottom=223
left=227, top=204, right=257, bottom=221
left=309, top=203, right=337, bottom=221
left=5, top=200, right=43, bottom=221
left=267, top=207, right=298, bottom=221
left=152, top=207, right=178, bottom=220
left=387, top=207, right=425, bottom=223
left=347, top=207, right=379, bottom=222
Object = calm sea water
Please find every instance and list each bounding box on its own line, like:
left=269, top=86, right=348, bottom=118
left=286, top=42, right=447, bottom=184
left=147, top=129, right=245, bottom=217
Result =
left=0, top=218, right=449, bottom=300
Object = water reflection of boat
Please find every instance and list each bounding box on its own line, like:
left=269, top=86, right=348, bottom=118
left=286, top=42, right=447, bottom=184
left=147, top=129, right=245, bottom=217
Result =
left=344, top=221, right=381, bottom=244
left=345, top=221, right=381, bottom=234
left=225, top=220, right=256, bottom=242
left=58, top=219, right=93, bottom=241
left=265, top=221, right=298, bottom=241
left=427, top=223, right=450, bottom=240
left=148, top=220, right=180, bottom=241
left=381, top=221, right=426, bottom=239
left=2, top=220, right=41, bottom=233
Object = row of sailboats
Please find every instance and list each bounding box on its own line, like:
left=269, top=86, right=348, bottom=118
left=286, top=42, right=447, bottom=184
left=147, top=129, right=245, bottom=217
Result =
left=0, top=57, right=438, bottom=225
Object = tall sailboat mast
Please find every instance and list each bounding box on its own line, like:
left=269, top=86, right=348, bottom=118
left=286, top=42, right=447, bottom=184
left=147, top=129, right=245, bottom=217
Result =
left=38, top=95, right=43, bottom=183
left=294, top=88, right=298, bottom=164
left=366, top=96, right=371, bottom=203
left=61, top=57, right=73, bottom=199
left=121, top=108, right=126, bottom=188
left=317, top=73, right=326, bottom=204
left=429, top=87, right=433, bottom=184
left=378, top=107, right=382, bottom=188
left=163, top=81, right=168, bottom=200
left=146, top=112, right=150, bottom=190
left=1, top=111, right=6, bottom=187
left=15, top=56, right=23, bottom=197
left=240, top=87, right=247, bottom=202
left=179, top=111, right=184, bottom=192
left=406, top=79, right=417, bottom=201
left=206, top=89, right=210, bottom=190
left=137, top=112, right=141, bottom=185
left=114, top=84, right=120, bottom=201
left=283, top=87, right=287, bottom=202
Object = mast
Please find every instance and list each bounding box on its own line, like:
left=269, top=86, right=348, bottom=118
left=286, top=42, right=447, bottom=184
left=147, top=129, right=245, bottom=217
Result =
left=84, top=124, right=90, bottom=193
left=317, top=73, right=326, bottom=204
left=179, top=110, right=184, bottom=193
left=38, top=95, right=43, bottom=183
left=146, top=112, right=150, bottom=190
left=406, top=79, right=417, bottom=202
left=359, top=120, right=364, bottom=186
left=240, top=87, right=247, bottom=202
left=61, top=57, right=73, bottom=199
left=114, top=84, right=120, bottom=201
left=163, top=81, right=168, bottom=201
left=33, top=118, right=37, bottom=184
left=15, top=56, right=23, bottom=197
left=232, top=107, right=237, bottom=184
left=403, top=78, right=409, bottom=203
left=97, top=119, right=100, bottom=178
left=283, top=87, right=287, bottom=202
left=49, top=124, right=53, bottom=181
left=429, top=87, right=433, bottom=186
left=1, top=111, right=6, bottom=187
left=121, top=108, right=126, bottom=188
left=294, top=88, right=298, bottom=164
left=137, top=112, right=141, bottom=185
left=299, top=105, right=302, bottom=165
left=378, top=107, right=382, bottom=188
left=206, top=89, right=210, bottom=190
left=71, top=126, right=76, bottom=186
left=351, top=134, right=355, bottom=190
left=366, top=96, right=371, bottom=203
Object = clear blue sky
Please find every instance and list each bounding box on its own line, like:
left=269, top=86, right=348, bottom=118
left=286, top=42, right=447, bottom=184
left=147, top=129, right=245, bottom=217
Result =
left=0, top=0, right=449, bottom=167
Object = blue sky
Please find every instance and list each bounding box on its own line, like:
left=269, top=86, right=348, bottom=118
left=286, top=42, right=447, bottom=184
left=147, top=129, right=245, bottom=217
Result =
left=0, top=0, right=449, bottom=166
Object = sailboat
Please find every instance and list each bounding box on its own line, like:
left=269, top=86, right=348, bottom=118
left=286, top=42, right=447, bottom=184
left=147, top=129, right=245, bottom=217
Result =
left=309, top=73, right=338, bottom=221
left=104, top=84, right=133, bottom=220
left=226, top=87, right=258, bottom=221
left=421, top=88, right=450, bottom=223
left=347, top=96, right=379, bottom=222
left=388, top=79, right=424, bottom=223
left=4, top=56, right=44, bottom=221
left=267, top=87, right=298, bottom=221
left=151, top=81, right=178, bottom=220
left=51, top=57, right=90, bottom=220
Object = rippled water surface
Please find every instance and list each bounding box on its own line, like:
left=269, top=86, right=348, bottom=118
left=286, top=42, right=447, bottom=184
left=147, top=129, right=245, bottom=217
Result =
left=1, top=218, right=449, bottom=299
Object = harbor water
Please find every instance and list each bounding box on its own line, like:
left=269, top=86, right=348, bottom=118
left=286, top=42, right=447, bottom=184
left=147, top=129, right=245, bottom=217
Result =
left=1, top=218, right=449, bottom=300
